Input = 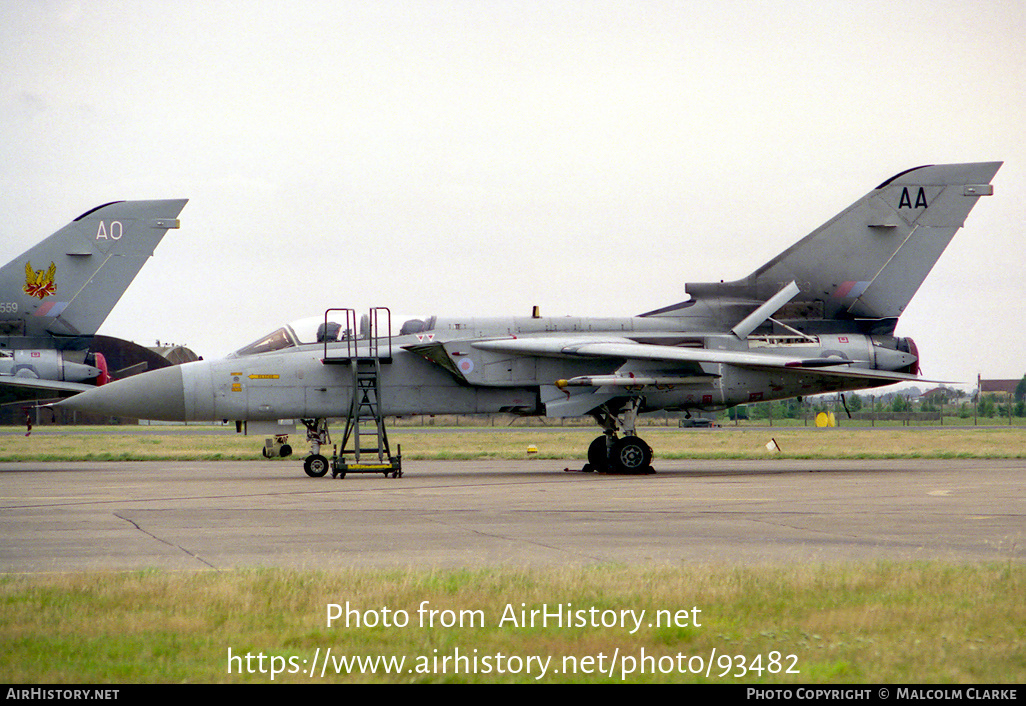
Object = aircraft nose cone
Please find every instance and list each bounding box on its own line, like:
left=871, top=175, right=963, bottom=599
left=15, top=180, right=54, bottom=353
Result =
left=58, top=366, right=185, bottom=420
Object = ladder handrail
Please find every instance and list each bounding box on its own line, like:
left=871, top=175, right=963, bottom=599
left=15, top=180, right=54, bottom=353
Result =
left=322, top=307, right=392, bottom=362
left=367, top=307, right=393, bottom=360
left=323, top=308, right=357, bottom=361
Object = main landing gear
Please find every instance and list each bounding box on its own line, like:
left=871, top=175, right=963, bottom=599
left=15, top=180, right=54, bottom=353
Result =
left=582, top=398, right=655, bottom=474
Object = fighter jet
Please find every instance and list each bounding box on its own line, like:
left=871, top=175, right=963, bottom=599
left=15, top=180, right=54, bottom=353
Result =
left=1, top=199, right=188, bottom=403
left=58, top=163, right=999, bottom=475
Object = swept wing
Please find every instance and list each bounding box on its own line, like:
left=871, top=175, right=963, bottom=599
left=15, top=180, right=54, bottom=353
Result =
left=471, top=336, right=925, bottom=385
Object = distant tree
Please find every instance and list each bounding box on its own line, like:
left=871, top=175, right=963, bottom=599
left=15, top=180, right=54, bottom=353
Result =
left=728, top=405, right=751, bottom=420
left=1016, top=375, right=1026, bottom=403
left=783, top=398, right=803, bottom=419
left=847, top=394, right=863, bottom=413
left=979, top=396, right=996, bottom=418
left=890, top=395, right=911, bottom=413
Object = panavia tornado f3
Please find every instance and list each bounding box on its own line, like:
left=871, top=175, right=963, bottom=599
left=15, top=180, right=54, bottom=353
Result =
left=59, top=163, right=1000, bottom=475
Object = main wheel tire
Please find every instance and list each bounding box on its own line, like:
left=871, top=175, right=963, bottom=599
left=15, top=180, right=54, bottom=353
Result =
left=303, top=454, right=329, bottom=478
left=587, top=436, right=609, bottom=472
left=609, top=436, right=652, bottom=474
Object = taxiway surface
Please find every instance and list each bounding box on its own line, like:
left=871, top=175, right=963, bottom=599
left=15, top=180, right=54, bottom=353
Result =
left=1, top=459, right=1022, bottom=572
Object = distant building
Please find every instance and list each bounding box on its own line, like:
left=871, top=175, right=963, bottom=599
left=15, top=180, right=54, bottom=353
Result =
left=922, top=387, right=951, bottom=402
left=979, top=379, right=1020, bottom=396
left=147, top=342, right=200, bottom=366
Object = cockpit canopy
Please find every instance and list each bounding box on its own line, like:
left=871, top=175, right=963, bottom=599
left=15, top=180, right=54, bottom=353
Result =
left=230, top=315, right=435, bottom=357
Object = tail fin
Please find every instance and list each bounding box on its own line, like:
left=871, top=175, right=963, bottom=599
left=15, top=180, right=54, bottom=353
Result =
left=0, top=199, right=187, bottom=337
left=680, top=162, right=1001, bottom=329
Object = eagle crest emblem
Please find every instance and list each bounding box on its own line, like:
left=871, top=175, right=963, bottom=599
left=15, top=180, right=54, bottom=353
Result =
left=23, top=261, right=57, bottom=299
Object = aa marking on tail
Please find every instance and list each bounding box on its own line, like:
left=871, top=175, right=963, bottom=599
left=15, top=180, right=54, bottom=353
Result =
left=898, top=187, right=928, bottom=209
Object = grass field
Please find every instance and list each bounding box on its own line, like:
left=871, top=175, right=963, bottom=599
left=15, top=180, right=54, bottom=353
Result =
left=3, top=425, right=1023, bottom=684
left=2, top=563, right=1023, bottom=683
left=1, top=424, right=1023, bottom=461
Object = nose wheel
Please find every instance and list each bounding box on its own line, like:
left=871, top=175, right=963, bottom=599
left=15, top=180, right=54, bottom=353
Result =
left=304, top=454, right=330, bottom=478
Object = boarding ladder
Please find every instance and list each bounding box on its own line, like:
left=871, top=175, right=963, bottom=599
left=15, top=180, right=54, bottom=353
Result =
left=321, top=307, right=402, bottom=478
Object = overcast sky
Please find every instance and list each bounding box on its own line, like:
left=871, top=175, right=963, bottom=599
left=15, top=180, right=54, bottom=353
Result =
left=2, top=0, right=1023, bottom=386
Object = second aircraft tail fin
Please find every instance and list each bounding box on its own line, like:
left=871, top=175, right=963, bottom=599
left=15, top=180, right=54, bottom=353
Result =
left=1, top=199, right=188, bottom=338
